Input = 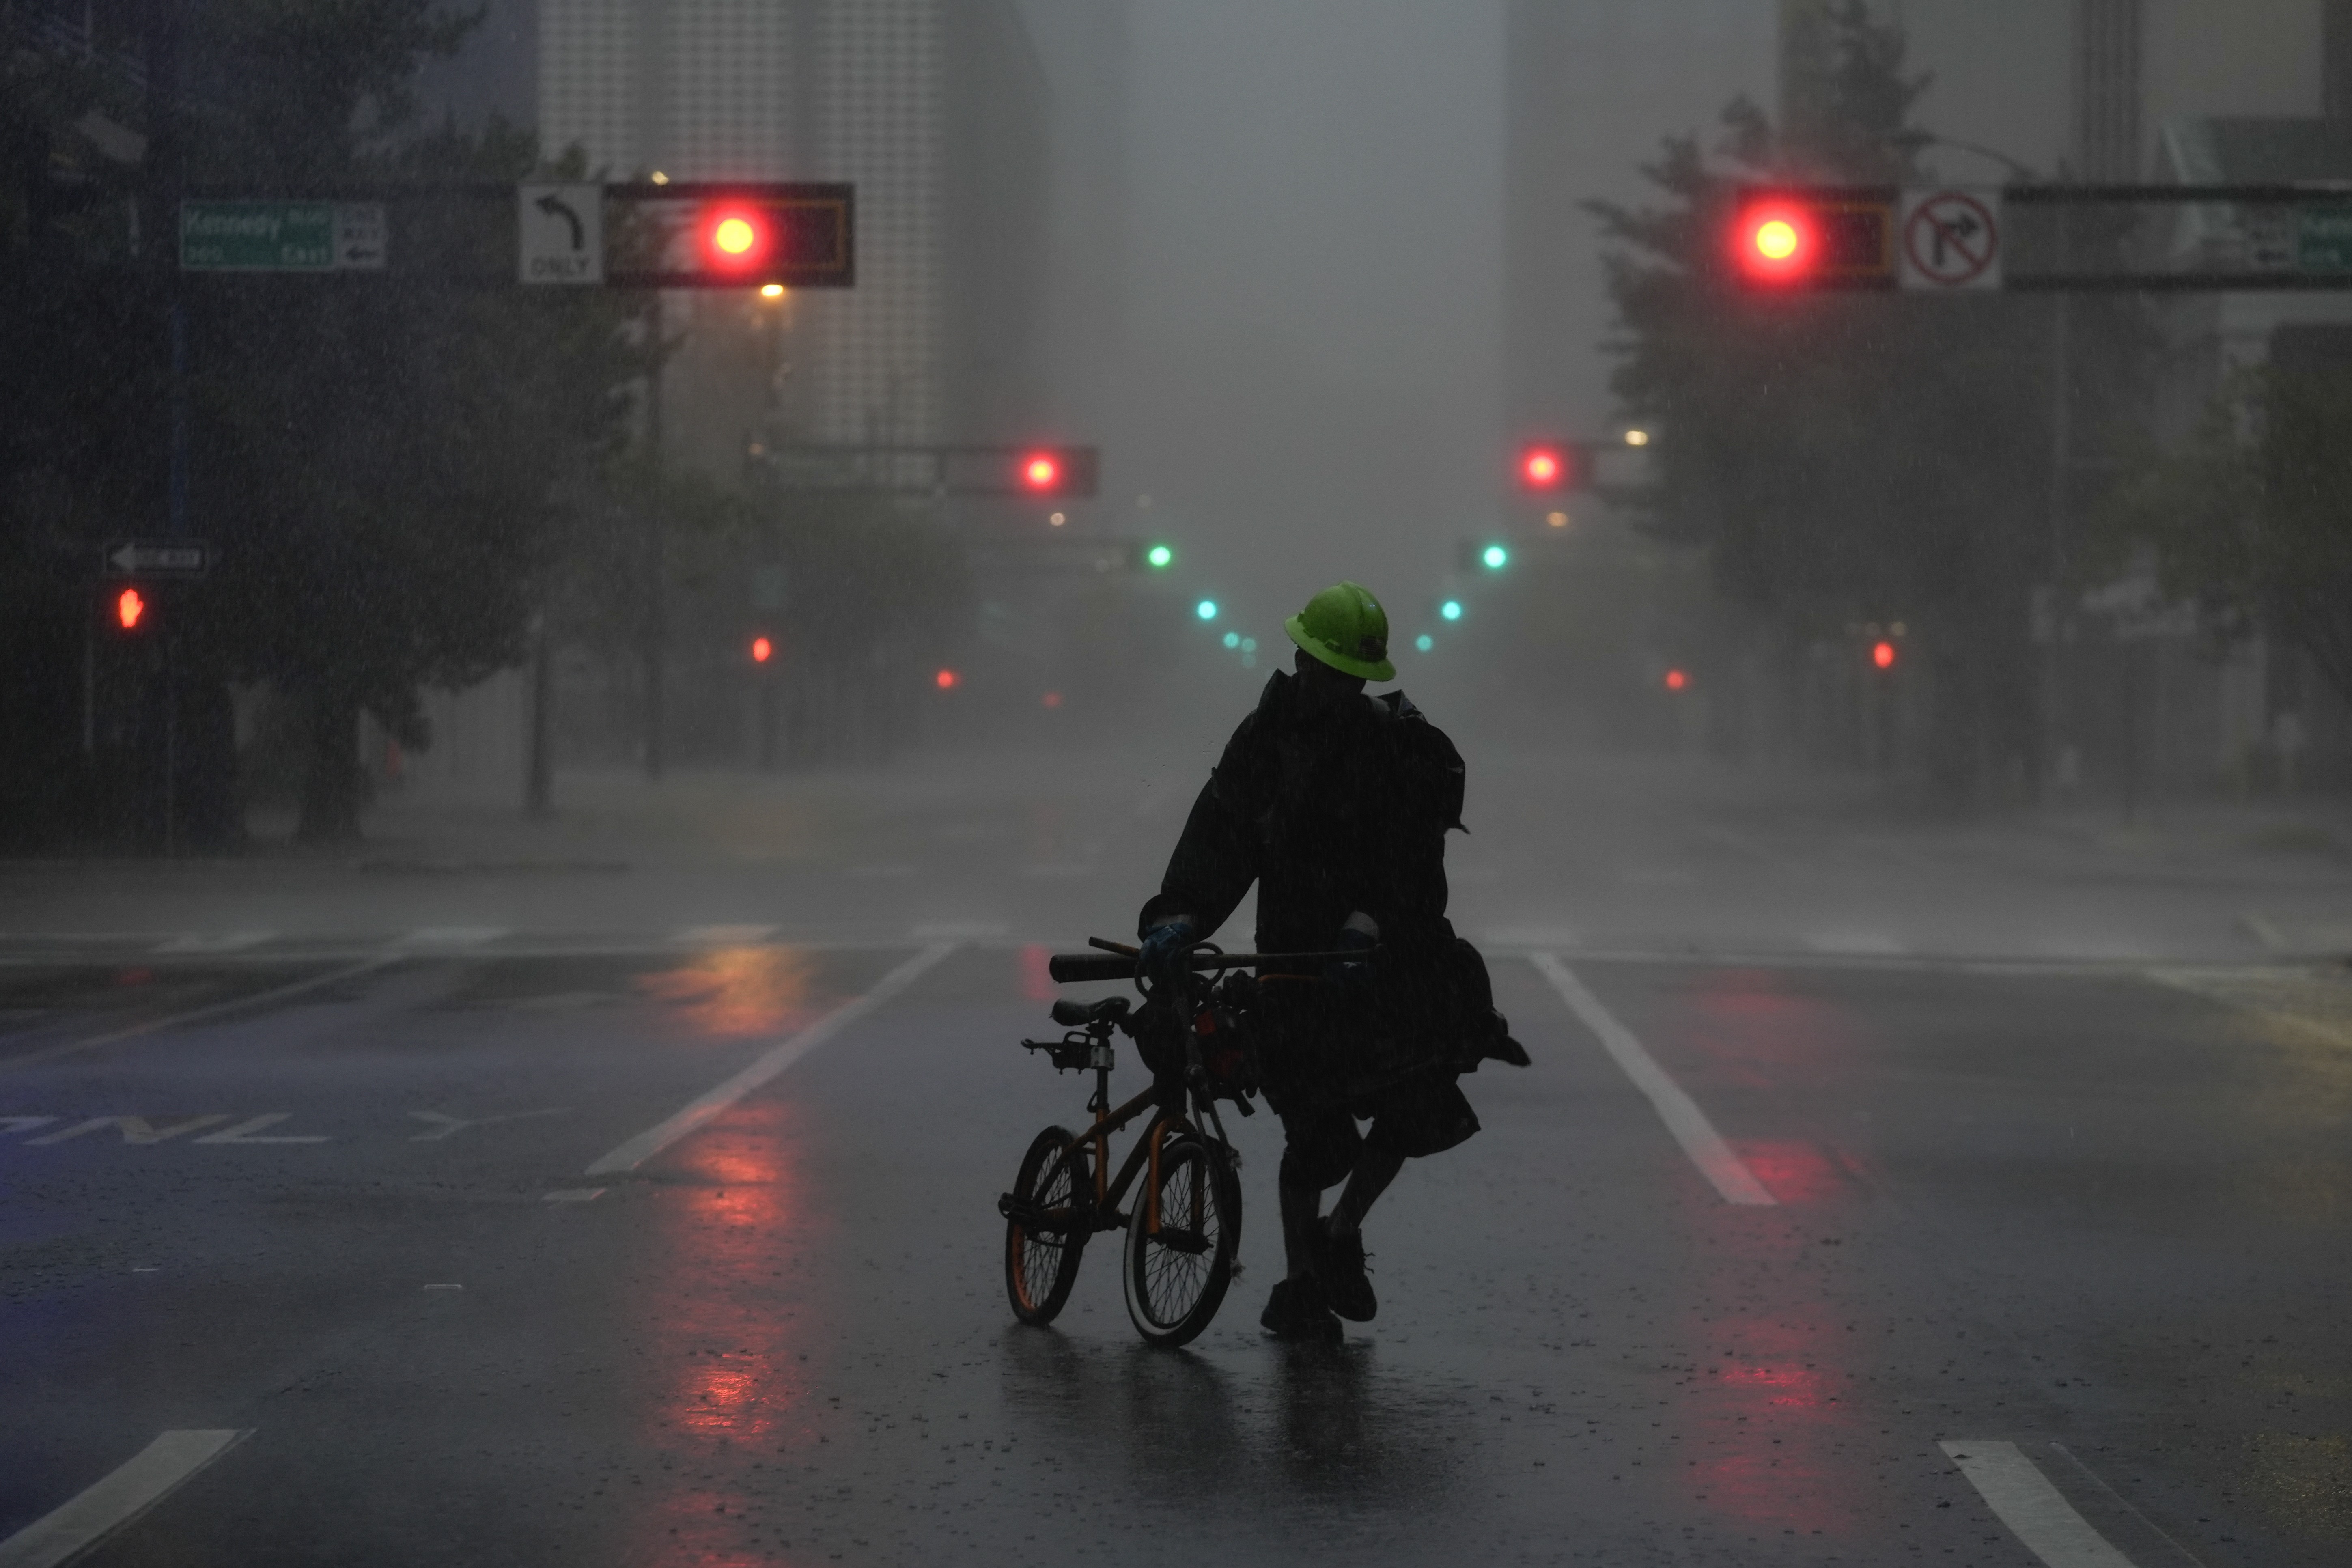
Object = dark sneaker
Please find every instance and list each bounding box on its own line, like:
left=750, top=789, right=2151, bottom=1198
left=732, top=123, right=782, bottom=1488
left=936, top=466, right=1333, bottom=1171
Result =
left=1260, top=1277, right=1342, bottom=1342
left=1318, top=1225, right=1377, bottom=1322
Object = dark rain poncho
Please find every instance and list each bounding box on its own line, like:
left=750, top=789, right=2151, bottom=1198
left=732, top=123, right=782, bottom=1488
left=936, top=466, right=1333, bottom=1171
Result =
left=1138, top=670, right=1494, bottom=1109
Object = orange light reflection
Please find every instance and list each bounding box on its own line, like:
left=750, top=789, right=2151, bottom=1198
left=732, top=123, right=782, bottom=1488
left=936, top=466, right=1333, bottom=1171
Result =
left=637, top=945, right=815, bottom=1039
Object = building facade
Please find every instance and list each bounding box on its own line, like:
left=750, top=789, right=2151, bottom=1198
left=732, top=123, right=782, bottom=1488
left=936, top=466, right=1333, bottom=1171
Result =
left=537, top=0, right=1050, bottom=458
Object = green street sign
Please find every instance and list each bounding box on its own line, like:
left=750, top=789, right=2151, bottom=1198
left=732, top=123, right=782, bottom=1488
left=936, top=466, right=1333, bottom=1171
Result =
left=181, top=201, right=334, bottom=270
left=2296, top=207, right=2352, bottom=274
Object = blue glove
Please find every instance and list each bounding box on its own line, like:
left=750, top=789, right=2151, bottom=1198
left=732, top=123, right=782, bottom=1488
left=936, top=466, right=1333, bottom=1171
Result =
left=1138, top=918, right=1196, bottom=970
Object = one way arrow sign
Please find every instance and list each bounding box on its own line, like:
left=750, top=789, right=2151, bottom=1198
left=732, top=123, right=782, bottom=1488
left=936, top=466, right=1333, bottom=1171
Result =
left=519, top=183, right=603, bottom=285
left=105, top=540, right=211, bottom=576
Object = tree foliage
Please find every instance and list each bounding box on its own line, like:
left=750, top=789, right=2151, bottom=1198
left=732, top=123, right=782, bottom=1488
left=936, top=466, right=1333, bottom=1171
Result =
left=2103, top=365, right=2352, bottom=704
left=1584, top=3, right=2158, bottom=799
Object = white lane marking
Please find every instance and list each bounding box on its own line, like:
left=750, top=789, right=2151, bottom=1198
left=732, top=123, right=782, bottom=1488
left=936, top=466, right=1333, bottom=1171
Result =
left=155, top=931, right=277, bottom=954
left=1803, top=931, right=1908, bottom=956
left=422, top=1283, right=463, bottom=1291
left=1941, top=1441, right=2141, bottom=1568
left=0, top=1429, right=249, bottom=1568
left=396, top=926, right=508, bottom=949
left=2238, top=913, right=2287, bottom=952
left=1529, top=954, right=1777, bottom=1206
left=674, top=924, right=778, bottom=946
left=910, top=920, right=1005, bottom=941
left=543, top=1187, right=605, bottom=1202
left=28, top=1115, right=233, bottom=1147
left=1483, top=926, right=1582, bottom=950
left=584, top=943, right=957, bottom=1176
left=1, top=956, right=394, bottom=1074
left=0, top=1116, right=58, bottom=1138
left=193, top=1113, right=330, bottom=1145
left=409, top=1107, right=572, bottom=1142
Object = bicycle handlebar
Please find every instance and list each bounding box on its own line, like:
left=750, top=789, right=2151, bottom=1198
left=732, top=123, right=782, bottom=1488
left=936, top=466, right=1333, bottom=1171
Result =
left=1046, top=946, right=1370, bottom=984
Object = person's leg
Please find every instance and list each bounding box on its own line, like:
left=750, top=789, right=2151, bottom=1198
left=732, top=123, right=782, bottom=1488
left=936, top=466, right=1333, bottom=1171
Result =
left=1279, top=1155, right=1326, bottom=1280
left=1325, top=1120, right=1406, bottom=1238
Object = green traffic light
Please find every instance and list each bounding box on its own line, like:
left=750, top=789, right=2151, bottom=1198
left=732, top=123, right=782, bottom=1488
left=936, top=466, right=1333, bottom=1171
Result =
left=1440, top=600, right=1462, bottom=621
left=1196, top=600, right=1219, bottom=621
left=1415, top=633, right=1434, bottom=652
left=1482, top=545, right=1509, bottom=570
left=1147, top=544, right=1173, bottom=569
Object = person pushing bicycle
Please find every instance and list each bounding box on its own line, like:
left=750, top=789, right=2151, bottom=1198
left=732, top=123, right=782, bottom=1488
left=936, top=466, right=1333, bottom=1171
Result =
left=1135, top=580, right=1527, bottom=1342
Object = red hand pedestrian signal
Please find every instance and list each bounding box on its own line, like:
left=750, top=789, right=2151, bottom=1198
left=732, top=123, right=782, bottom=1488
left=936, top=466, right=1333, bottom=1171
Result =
left=116, top=587, right=147, bottom=631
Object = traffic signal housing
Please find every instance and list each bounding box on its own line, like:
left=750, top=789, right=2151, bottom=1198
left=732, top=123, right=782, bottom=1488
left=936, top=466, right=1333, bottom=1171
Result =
left=1730, top=190, right=1894, bottom=289
left=629, top=183, right=855, bottom=289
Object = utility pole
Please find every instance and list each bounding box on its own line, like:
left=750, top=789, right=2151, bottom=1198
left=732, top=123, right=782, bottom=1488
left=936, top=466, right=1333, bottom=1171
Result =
left=642, top=294, right=668, bottom=782
left=143, top=0, right=187, bottom=855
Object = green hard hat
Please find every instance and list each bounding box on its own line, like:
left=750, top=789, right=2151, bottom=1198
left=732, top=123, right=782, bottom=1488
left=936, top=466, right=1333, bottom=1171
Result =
left=1284, top=581, right=1396, bottom=681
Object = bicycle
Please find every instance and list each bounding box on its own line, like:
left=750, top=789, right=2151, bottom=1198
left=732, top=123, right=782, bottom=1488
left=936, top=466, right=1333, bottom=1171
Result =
left=997, top=937, right=1353, bottom=1347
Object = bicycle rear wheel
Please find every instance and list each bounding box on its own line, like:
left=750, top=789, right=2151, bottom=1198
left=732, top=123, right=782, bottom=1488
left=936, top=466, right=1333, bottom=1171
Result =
left=1002, top=1125, right=1092, bottom=1325
left=1122, top=1131, right=1240, bottom=1347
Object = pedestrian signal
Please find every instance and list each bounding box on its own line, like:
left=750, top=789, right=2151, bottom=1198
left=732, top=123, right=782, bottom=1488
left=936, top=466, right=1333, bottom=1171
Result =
left=116, top=587, right=149, bottom=632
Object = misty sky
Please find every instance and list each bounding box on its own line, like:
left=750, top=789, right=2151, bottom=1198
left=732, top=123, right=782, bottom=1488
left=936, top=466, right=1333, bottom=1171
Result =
left=1114, top=0, right=1510, bottom=640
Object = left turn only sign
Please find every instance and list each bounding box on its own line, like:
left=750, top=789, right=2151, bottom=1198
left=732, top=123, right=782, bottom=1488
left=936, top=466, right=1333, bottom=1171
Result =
left=519, top=184, right=604, bottom=285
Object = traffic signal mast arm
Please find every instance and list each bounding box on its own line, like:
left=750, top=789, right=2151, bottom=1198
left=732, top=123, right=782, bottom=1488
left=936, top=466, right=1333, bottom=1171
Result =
left=1732, top=182, right=2352, bottom=293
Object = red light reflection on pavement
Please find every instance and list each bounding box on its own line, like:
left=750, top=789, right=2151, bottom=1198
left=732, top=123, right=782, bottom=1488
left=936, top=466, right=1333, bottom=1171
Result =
left=1667, top=969, right=1871, bottom=1541
left=1019, top=943, right=1056, bottom=1002
left=1732, top=1139, right=1847, bottom=1205
left=637, top=945, right=815, bottom=1038
left=632, top=1098, right=816, bottom=1562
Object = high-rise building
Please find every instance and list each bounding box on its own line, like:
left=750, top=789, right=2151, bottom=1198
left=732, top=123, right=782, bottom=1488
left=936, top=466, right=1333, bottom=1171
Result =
left=2073, top=0, right=2144, bottom=177
left=536, top=0, right=1050, bottom=457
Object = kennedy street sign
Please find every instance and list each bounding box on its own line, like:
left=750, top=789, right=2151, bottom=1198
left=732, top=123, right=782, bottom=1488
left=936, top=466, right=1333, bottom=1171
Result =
left=181, top=202, right=386, bottom=272
left=104, top=540, right=211, bottom=577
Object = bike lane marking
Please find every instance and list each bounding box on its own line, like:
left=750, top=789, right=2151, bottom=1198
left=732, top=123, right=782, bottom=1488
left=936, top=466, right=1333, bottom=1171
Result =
left=582, top=943, right=958, bottom=1176
left=1529, top=953, right=1777, bottom=1206
left=0, top=956, right=396, bottom=1074
left=0, top=1429, right=249, bottom=1568
left=1939, top=1442, right=2143, bottom=1567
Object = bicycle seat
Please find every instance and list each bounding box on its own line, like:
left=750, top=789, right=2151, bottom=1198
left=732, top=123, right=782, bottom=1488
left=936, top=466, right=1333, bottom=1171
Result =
left=1051, top=996, right=1131, bottom=1028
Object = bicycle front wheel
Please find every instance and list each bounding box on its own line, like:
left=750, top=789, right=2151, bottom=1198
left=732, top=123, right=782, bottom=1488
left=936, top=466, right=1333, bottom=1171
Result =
left=1003, top=1125, right=1092, bottom=1325
left=1122, top=1131, right=1240, bottom=1347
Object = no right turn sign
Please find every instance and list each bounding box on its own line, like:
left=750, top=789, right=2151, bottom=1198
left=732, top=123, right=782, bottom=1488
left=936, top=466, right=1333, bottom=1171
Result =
left=1898, top=187, right=2003, bottom=292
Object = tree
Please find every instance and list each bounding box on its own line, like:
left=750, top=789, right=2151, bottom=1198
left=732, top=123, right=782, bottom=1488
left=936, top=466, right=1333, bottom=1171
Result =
left=1587, top=4, right=2070, bottom=800
left=2103, top=364, right=2352, bottom=706
left=172, top=6, right=644, bottom=841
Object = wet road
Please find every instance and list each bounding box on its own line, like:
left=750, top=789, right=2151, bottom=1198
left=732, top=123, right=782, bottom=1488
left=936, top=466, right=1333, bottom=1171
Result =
left=5, top=747, right=2350, bottom=1564
left=4, top=924, right=2348, bottom=1566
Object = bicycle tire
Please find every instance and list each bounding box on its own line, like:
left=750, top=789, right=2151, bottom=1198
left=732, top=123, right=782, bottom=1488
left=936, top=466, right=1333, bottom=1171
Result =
left=1121, top=1131, right=1241, bottom=1347
left=1004, top=1125, right=1092, bottom=1325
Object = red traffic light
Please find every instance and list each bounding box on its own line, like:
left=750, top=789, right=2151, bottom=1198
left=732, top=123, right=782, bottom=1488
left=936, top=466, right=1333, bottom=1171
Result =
left=1736, top=202, right=1817, bottom=285
left=116, top=587, right=148, bottom=630
left=1021, top=452, right=1060, bottom=491
left=1664, top=668, right=1688, bottom=692
left=1872, top=640, right=1898, bottom=670
left=699, top=203, right=776, bottom=276
left=1730, top=192, right=1894, bottom=288
left=1520, top=444, right=1570, bottom=490
left=750, top=635, right=773, bottom=664
left=935, top=668, right=960, bottom=691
